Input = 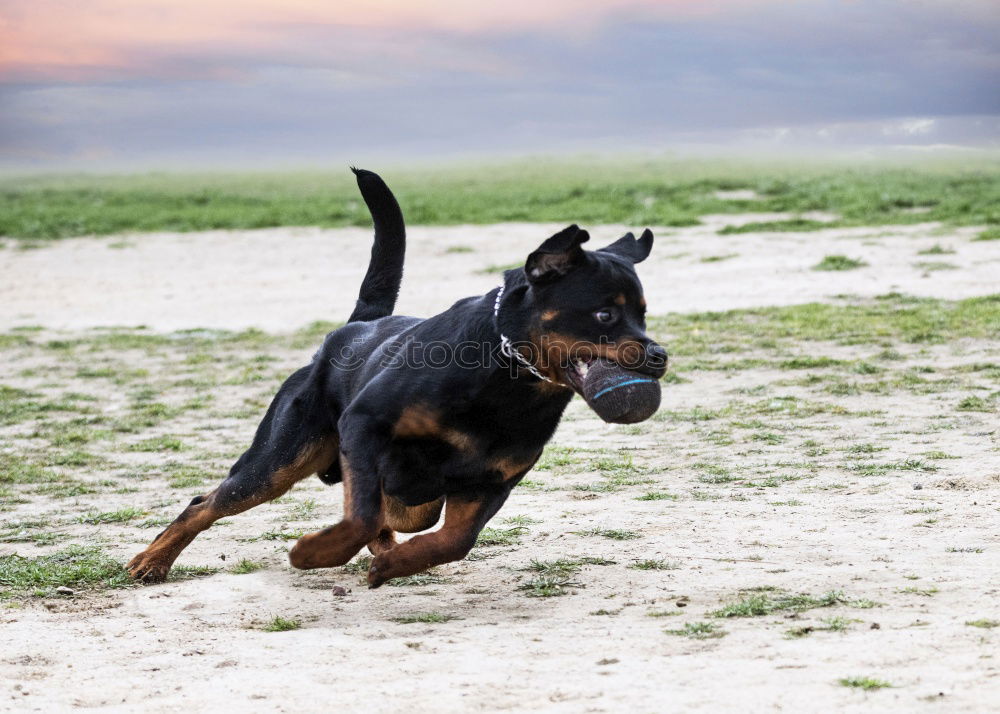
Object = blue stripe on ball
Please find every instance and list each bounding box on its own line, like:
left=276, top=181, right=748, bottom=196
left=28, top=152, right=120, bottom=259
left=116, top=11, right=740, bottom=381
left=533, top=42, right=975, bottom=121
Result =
left=592, top=377, right=657, bottom=400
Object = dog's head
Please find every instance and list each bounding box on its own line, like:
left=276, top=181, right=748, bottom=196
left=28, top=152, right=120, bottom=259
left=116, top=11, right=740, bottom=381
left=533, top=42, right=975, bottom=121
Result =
left=519, top=224, right=668, bottom=394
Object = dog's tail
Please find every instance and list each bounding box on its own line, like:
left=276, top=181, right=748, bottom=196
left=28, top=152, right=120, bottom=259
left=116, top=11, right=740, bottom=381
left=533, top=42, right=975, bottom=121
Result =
left=347, top=167, right=406, bottom=323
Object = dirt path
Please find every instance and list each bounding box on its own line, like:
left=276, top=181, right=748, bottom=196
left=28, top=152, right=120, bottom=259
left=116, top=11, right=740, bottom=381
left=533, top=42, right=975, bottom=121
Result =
left=1, top=218, right=998, bottom=712
left=1, top=217, right=995, bottom=331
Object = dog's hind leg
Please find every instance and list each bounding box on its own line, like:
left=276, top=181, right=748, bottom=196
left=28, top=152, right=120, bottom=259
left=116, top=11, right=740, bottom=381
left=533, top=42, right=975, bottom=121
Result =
left=128, top=364, right=338, bottom=583
left=127, top=436, right=338, bottom=583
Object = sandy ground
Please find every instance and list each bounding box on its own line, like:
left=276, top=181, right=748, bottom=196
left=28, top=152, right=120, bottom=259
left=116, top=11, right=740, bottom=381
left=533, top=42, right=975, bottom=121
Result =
left=1, top=216, right=996, bottom=331
left=1, top=216, right=998, bottom=713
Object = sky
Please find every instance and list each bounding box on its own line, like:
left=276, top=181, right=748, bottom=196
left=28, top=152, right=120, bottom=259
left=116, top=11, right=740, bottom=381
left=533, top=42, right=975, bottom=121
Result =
left=1, top=0, right=998, bottom=170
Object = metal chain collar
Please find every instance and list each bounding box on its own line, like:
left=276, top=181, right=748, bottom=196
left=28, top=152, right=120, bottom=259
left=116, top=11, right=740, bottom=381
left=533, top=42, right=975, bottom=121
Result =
left=494, top=285, right=555, bottom=383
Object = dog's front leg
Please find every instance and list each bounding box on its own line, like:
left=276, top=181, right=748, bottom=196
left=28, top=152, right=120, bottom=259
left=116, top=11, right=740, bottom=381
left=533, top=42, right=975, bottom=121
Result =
left=366, top=481, right=514, bottom=587
left=289, top=410, right=386, bottom=569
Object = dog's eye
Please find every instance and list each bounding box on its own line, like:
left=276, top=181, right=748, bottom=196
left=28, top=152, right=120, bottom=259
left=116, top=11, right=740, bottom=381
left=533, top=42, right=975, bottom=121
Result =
left=594, top=309, right=615, bottom=324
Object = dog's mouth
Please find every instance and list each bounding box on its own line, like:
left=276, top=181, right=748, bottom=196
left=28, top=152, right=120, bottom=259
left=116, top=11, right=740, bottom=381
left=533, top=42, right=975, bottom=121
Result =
left=563, top=354, right=596, bottom=393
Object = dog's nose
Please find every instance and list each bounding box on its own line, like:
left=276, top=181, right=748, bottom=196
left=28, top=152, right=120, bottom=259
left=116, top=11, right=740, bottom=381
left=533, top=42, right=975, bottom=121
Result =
left=644, top=343, right=668, bottom=375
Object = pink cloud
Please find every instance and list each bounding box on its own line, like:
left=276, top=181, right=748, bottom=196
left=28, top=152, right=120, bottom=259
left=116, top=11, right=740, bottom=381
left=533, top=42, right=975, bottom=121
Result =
left=0, top=0, right=777, bottom=82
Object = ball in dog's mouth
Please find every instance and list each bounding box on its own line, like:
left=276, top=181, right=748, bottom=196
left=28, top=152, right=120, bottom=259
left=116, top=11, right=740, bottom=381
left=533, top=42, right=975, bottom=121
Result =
left=565, top=356, right=662, bottom=424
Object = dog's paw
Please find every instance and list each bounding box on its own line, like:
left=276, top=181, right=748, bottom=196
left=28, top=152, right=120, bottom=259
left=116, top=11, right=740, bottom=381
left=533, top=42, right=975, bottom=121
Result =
left=366, top=554, right=391, bottom=589
left=127, top=552, right=170, bottom=584
left=368, top=556, right=388, bottom=590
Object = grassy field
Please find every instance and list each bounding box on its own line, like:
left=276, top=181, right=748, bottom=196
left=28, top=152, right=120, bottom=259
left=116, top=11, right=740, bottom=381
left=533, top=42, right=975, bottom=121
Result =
left=2, top=291, right=998, bottom=709
left=2, top=294, right=997, bottom=567
left=2, top=156, right=999, bottom=241
left=2, top=157, right=999, bottom=709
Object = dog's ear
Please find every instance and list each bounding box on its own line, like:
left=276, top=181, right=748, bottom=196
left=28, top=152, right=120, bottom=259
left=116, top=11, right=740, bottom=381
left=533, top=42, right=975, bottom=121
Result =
left=525, top=224, right=590, bottom=283
left=597, top=228, right=653, bottom=264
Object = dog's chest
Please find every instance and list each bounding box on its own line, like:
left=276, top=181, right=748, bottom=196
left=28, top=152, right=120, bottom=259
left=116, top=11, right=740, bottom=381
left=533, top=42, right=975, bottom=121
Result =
left=383, top=389, right=571, bottom=501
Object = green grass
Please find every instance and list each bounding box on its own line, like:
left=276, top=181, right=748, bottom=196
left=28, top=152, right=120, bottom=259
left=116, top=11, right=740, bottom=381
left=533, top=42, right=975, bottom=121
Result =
left=779, top=356, right=846, bottom=369
left=973, top=227, right=1000, bottom=241
left=965, top=619, right=999, bottom=629
left=648, top=294, right=1000, bottom=351
left=387, top=573, right=448, bottom=587
left=719, top=218, right=830, bottom=234
left=262, top=616, right=301, bottom=632
left=517, top=575, right=579, bottom=598
left=635, top=491, right=679, bottom=501
left=917, top=244, right=954, bottom=255
left=813, top=255, right=867, bottom=271
left=0, top=457, right=61, bottom=485
left=914, top=261, right=959, bottom=272
left=171, top=564, right=220, bottom=580
left=475, top=526, right=526, bottom=547
left=535, top=445, right=581, bottom=470
left=630, top=559, right=680, bottom=571
left=957, top=395, right=994, bottom=412
left=665, top=622, right=727, bottom=639
left=2, top=158, right=998, bottom=241
left=524, top=558, right=584, bottom=576
left=78, top=506, right=146, bottom=524
left=571, top=527, right=641, bottom=540
left=0, top=385, right=81, bottom=425
left=166, top=466, right=211, bottom=489
left=126, top=436, right=185, bottom=452
left=712, top=589, right=845, bottom=618
left=838, top=676, right=893, bottom=691
left=0, top=546, right=132, bottom=597
left=521, top=557, right=616, bottom=578
left=230, top=559, right=264, bottom=574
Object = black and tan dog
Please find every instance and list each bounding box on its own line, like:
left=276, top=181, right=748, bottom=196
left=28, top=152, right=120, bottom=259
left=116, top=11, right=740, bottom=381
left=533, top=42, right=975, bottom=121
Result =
left=128, top=169, right=667, bottom=588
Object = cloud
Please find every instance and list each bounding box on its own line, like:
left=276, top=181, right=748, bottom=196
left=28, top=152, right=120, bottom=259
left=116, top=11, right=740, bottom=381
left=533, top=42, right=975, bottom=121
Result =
left=1, top=0, right=998, bottom=168
left=0, top=0, right=778, bottom=82
left=883, top=119, right=937, bottom=137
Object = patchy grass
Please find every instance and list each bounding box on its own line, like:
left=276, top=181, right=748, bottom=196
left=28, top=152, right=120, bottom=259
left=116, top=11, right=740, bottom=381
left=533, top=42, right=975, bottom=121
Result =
left=387, top=573, right=449, bottom=587
left=914, top=261, right=959, bottom=272
left=917, top=244, right=955, bottom=255
left=719, top=219, right=830, bottom=234
left=712, top=589, right=845, bottom=618
left=171, top=564, right=220, bottom=580
left=635, top=491, right=679, bottom=501
left=571, top=527, right=641, bottom=540
left=78, top=507, right=146, bottom=525
left=629, top=559, right=680, bottom=571
left=838, top=676, right=893, bottom=691
left=475, top=526, right=526, bottom=547
left=518, top=575, right=580, bottom=598
left=126, top=436, right=186, bottom=452
left=956, top=395, right=993, bottom=412
left=342, top=555, right=374, bottom=575
left=262, top=616, right=301, bottom=632
left=813, top=255, right=867, bottom=271
left=665, top=621, right=727, bottom=639
left=524, top=558, right=585, bottom=576
left=230, top=559, right=264, bottom=574
left=648, top=294, right=1000, bottom=350
left=0, top=546, right=131, bottom=597
left=965, top=619, right=1000, bottom=629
